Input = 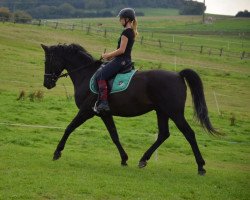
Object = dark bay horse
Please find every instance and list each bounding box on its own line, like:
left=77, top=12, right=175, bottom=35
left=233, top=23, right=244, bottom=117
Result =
left=41, top=43, right=217, bottom=175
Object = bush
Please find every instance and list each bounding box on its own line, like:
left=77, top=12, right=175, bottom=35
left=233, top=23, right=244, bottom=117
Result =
left=14, top=10, right=32, bottom=23
left=0, top=7, right=12, bottom=21
left=236, top=10, right=250, bottom=17
left=179, top=1, right=206, bottom=15
left=17, top=90, right=26, bottom=101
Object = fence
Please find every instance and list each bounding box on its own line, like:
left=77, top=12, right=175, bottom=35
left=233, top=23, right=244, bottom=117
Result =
left=1, top=17, right=249, bottom=60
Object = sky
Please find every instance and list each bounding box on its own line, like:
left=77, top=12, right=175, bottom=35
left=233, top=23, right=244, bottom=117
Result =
left=196, top=0, right=250, bottom=16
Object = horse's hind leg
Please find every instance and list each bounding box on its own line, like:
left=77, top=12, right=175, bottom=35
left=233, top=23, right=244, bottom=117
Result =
left=171, top=114, right=206, bottom=175
left=139, top=111, right=170, bottom=168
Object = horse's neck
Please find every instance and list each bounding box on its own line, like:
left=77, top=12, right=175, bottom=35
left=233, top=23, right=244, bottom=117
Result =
left=67, top=62, right=99, bottom=95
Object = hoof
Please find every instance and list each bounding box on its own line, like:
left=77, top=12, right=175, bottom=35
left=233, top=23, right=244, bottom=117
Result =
left=138, top=161, right=147, bottom=168
left=53, top=151, right=61, bottom=161
left=198, top=169, right=206, bottom=176
left=121, top=155, right=128, bottom=166
left=121, top=161, right=128, bottom=166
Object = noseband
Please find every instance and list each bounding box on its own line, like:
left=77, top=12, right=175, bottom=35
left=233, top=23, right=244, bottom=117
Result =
left=44, top=71, right=68, bottom=83
left=43, top=60, right=99, bottom=83
left=44, top=50, right=103, bottom=83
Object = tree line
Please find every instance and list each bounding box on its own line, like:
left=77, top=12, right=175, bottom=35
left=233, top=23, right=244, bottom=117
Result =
left=0, top=0, right=208, bottom=19
left=0, top=7, right=32, bottom=23
left=236, top=10, right=250, bottom=18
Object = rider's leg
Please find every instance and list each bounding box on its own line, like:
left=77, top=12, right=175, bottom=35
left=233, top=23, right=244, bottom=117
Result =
left=95, top=57, right=127, bottom=112
left=96, top=79, right=110, bottom=112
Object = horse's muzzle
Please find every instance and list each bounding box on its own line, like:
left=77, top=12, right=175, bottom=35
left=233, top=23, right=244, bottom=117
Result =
left=44, top=74, right=57, bottom=89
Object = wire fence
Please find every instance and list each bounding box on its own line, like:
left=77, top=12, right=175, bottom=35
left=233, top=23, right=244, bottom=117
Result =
left=1, top=17, right=249, bottom=60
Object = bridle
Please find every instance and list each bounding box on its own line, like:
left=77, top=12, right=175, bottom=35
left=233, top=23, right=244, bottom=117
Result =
left=44, top=62, right=94, bottom=82
left=44, top=53, right=103, bottom=83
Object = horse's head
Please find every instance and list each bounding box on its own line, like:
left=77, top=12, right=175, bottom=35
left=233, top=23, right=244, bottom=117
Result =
left=41, top=44, right=65, bottom=89
left=41, top=43, right=95, bottom=89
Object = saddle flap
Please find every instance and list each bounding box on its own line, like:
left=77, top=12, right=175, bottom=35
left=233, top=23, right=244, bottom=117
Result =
left=90, top=69, right=137, bottom=94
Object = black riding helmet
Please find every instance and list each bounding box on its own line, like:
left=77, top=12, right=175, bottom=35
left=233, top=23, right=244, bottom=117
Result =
left=117, top=8, right=136, bottom=21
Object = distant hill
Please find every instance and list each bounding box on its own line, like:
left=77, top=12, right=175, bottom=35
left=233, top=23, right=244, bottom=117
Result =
left=0, top=0, right=184, bottom=18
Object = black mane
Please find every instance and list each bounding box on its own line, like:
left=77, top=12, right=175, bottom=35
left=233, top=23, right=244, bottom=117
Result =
left=50, top=43, right=94, bottom=61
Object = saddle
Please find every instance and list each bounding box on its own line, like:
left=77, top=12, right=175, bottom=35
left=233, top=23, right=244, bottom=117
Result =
left=90, top=62, right=137, bottom=94
left=101, top=61, right=134, bottom=74
left=107, top=62, right=134, bottom=88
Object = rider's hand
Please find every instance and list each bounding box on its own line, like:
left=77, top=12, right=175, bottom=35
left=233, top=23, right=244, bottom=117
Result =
left=102, top=53, right=111, bottom=60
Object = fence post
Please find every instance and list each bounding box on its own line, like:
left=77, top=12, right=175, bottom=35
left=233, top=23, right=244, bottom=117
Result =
left=104, top=28, right=107, bottom=38
left=220, top=48, right=223, bottom=56
left=140, top=36, right=144, bottom=45
left=213, top=91, right=221, bottom=115
left=86, top=24, right=91, bottom=34
left=71, top=24, right=75, bottom=31
left=174, top=56, right=177, bottom=71
left=208, top=48, right=211, bottom=56
left=38, top=19, right=41, bottom=26
left=200, top=45, right=203, bottom=54
left=54, top=22, right=58, bottom=29
left=158, top=39, right=162, bottom=48
left=241, top=51, right=245, bottom=60
left=179, top=42, right=183, bottom=51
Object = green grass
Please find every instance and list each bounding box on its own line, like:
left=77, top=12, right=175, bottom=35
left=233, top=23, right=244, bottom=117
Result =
left=0, top=15, right=250, bottom=199
left=0, top=92, right=249, bottom=200
left=56, top=15, right=250, bottom=34
left=136, top=8, right=179, bottom=16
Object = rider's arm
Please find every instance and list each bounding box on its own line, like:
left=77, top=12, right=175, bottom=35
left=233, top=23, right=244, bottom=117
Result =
left=102, top=35, right=128, bottom=60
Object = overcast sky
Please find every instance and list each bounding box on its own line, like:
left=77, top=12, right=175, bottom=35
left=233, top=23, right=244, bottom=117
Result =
left=196, top=0, right=250, bottom=15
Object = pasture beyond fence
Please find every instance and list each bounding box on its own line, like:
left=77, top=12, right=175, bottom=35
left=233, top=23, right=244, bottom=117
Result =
left=42, top=20, right=250, bottom=60
left=1, top=17, right=250, bottom=60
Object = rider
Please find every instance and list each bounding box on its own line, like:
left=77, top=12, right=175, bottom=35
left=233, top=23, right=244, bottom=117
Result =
left=95, top=8, right=138, bottom=113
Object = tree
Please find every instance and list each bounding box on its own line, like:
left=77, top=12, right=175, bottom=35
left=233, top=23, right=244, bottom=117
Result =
left=0, top=7, right=12, bottom=21
left=85, top=0, right=106, bottom=10
left=0, top=0, right=186, bottom=19
left=179, top=0, right=206, bottom=15
left=236, top=10, right=250, bottom=18
left=14, top=10, right=32, bottom=23
left=58, top=3, right=75, bottom=17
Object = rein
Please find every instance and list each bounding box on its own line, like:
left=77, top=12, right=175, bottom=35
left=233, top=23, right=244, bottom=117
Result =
left=44, top=48, right=106, bottom=82
left=44, top=59, right=101, bottom=82
left=59, top=61, right=95, bottom=79
left=57, top=49, right=106, bottom=79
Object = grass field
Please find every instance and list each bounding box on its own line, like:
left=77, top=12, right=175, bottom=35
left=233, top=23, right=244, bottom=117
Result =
left=0, top=14, right=250, bottom=200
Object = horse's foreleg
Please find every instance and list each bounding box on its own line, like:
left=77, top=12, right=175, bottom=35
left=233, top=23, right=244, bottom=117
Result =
left=101, top=115, right=128, bottom=166
left=139, top=111, right=170, bottom=168
left=53, top=109, right=94, bottom=160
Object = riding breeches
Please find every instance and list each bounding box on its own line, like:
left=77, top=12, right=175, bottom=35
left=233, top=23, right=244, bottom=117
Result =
left=95, top=57, right=131, bottom=81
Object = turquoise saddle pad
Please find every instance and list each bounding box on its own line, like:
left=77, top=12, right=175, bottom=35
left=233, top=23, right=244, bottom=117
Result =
left=90, top=70, right=137, bottom=94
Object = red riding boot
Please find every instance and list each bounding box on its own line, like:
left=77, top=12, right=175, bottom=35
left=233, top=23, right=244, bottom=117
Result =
left=96, top=80, right=110, bottom=113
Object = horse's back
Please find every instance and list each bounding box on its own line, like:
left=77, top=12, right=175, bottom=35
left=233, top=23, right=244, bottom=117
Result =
left=142, top=69, right=187, bottom=114
left=133, top=69, right=186, bottom=96
left=109, top=69, right=187, bottom=117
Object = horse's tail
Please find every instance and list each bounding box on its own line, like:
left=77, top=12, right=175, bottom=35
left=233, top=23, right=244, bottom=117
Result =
left=179, top=69, right=218, bottom=135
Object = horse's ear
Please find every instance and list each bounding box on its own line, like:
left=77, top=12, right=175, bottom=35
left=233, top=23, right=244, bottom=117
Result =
left=41, top=44, right=48, bottom=52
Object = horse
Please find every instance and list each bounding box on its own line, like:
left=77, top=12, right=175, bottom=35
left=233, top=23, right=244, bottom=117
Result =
left=41, top=43, right=217, bottom=175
